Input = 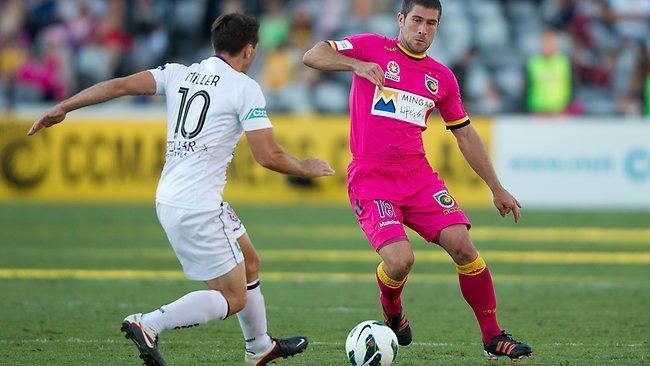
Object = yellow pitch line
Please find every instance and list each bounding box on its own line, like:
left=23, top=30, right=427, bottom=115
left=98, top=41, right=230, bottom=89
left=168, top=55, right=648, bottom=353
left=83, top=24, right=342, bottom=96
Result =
left=255, top=225, right=650, bottom=243
left=0, top=268, right=641, bottom=284
left=473, top=227, right=650, bottom=244
left=0, top=269, right=184, bottom=281
left=17, top=249, right=650, bottom=265
left=256, top=250, right=650, bottom=265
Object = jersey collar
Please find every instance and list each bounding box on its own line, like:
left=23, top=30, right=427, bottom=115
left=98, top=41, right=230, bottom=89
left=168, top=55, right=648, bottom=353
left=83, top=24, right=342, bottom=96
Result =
left=213, top=54, right=233, bottom=69
left=396, top=41, right=427, bottom=60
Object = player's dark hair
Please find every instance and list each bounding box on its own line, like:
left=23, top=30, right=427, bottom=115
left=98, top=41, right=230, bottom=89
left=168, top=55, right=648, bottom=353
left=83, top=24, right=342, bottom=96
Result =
left=400, top=0, right=442, bottom=18
left=211, top=13, right=259, bottom=56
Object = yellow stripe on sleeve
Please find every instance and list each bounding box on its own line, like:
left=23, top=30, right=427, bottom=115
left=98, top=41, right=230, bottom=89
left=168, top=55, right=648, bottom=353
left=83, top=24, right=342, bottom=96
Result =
left=326, top=40, right=336, bottom=50
left=445, top=116, right=470, bottom=126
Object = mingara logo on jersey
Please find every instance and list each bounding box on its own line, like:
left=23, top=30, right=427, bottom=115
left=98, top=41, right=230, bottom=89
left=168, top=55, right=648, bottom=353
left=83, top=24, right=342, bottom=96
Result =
left=385, top=61, right=400, bottom=82
left=245, top=107, right=267, bottom=120
left=425, top=74, right=439, bottom=95
left=433, top=190, right=455, bottom=208
left=371, top=86, right=434, bottom=127
left=373, top=89, right=398, bottom=114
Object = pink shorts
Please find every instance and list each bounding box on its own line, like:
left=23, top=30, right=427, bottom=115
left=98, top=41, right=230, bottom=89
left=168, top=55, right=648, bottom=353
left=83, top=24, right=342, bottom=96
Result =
left=347, top=157, right=471, bottom=251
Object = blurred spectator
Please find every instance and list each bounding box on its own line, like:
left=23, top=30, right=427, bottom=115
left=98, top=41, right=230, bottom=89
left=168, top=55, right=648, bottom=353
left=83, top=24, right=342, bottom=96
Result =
left=337, top=0, right=396, bottom=38
left=309, top=0, right=347, bottom=40
left=526, top=28, right=572, bottom=114
left=609, top=0, right=650, bottom=44
left=0, top=0, right=647, bottom=116
left=259, top=0, right=289, bottom=52
left=16, top=25, right=73, bottom=101
left=127, top=0, right=168, bottom=71
left=288, top=5, right=314, bottom=52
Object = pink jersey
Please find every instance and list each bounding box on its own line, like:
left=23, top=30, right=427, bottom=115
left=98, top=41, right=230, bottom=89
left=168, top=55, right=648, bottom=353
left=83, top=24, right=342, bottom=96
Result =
left=328, top=34, right=469, bottom=162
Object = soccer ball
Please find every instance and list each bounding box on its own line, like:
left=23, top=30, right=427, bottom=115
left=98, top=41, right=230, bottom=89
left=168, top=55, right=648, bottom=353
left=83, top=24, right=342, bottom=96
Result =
left=345, top=320, right=399, bottom=366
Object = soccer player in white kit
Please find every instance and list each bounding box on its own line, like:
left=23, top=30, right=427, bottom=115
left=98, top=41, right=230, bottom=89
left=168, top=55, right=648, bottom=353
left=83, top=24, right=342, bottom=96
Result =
left=28, top=13, right=334, bottom=366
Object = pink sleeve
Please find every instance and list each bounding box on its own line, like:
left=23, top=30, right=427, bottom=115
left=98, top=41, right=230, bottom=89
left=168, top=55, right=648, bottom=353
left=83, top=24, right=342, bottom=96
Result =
left=326, top=33, right=379, bottom=61
left=437, top=68, right=470, bottom=129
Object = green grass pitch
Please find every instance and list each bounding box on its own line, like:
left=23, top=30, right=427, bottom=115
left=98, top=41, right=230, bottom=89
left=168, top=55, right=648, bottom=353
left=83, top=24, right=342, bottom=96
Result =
left=0, top=203, right=648, bottom=365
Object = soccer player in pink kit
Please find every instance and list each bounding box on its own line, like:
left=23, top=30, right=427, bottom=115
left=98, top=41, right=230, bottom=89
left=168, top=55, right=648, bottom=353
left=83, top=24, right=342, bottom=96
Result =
left=304, top=0, right=532, bottom=361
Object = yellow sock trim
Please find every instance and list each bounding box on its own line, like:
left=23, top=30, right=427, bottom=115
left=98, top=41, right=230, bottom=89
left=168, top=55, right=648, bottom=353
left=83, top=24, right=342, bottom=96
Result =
left=377, top=262, right=406, bottom=288
left=456, top=255, right=486, bottom=276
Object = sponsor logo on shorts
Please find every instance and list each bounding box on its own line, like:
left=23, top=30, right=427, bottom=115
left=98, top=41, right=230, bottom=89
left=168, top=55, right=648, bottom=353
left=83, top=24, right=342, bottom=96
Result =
left=425, top=74, right=439, bottom=95
left=226, top=205, right=240, bottom=223
left=443, top=207, right=460, bottom=215
left=433, top=189, right=455, bottom=208
left=379, top=220, right=400, bottom=227
left=385, top=61, right=400, bottom=82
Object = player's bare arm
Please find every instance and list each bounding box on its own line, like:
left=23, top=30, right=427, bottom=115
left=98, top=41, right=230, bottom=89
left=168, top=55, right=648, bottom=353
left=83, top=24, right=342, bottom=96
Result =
left=245, top=128, right=334, bottom=178
left=451, top=124, right=521, bottom=222
left=303, top=42, right=385, bottom=88
left=28, top=71, right=157, bottom=136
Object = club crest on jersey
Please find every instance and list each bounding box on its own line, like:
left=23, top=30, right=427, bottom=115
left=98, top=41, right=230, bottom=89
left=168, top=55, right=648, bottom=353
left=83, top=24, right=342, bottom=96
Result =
left=433, top=190, right=455, bottom=208
left=425, top=74, right=439, bottom=95
left=385, top=61, right=400, bottom=82
left=372, top=89, right=398, bottom=114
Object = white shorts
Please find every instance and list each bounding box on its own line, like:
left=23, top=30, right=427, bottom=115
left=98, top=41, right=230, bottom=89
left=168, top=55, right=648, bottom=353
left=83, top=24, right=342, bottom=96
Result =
left=156, top=201, right=246, bottom=281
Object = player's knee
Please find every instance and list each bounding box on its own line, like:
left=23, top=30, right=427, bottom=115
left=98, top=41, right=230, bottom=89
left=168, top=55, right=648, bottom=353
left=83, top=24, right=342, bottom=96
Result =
left=451, top=238, right=478, bottom=265
left=223, top=289, right=247, bottom=315
left=245, top=252, right=261, bottom=277
left=385, top=254, right=414, bottom=277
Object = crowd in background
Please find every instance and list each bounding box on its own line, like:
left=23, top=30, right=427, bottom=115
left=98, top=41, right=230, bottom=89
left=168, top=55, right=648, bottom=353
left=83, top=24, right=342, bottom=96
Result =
left=0, top=0, right=648, bottom=116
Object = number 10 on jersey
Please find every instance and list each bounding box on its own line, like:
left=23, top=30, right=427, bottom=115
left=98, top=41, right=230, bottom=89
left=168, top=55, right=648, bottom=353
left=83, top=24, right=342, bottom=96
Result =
left=174, top=87, right=211, bottom=139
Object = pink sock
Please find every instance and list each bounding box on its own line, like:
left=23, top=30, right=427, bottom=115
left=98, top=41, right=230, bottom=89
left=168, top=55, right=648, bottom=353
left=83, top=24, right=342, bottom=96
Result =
left=458, top=267, right=502, bottom=344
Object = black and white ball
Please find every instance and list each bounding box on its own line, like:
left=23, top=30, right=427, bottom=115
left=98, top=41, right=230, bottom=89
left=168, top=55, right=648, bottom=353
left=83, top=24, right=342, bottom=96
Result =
left=345, top=320, right=399, bottom=366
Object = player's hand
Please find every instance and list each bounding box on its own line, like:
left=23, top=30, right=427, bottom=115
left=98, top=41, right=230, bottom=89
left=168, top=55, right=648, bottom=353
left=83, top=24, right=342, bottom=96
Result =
left=352, top=61, right=385, bottom=89
left=492, top=187, right=521, bottom=223
left=28, top=104, right=67, bottom=136
left=300, top=158, right=335, bottom=178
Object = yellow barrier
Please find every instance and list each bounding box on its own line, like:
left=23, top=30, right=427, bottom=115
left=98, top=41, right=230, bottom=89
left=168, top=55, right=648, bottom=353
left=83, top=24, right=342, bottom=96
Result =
left=0, top=115, right=491, bottom=206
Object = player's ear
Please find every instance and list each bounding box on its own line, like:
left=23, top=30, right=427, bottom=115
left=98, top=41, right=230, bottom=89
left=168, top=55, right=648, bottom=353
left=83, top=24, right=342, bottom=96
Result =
left=243, top=44, right=253, bottom=59
left=397, top=12, right=405, bottom=27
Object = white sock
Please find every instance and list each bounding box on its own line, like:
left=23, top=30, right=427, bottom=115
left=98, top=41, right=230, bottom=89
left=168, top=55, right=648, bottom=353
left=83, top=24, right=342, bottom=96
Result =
left=141, top=290, right=229, bottom=335
left=237, top=280, right=273, bottom=353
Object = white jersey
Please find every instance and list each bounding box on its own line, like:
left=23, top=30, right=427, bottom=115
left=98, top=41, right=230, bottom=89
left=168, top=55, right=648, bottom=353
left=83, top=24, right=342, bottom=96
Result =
left=149, top=56, right=272, bottom=210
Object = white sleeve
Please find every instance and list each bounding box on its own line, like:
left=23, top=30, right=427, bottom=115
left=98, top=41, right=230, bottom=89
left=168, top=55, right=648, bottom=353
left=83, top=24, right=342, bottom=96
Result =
left=238, top=79, right=273, bottom=131
left=147, top=63, right=184, bottom=95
